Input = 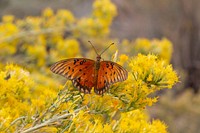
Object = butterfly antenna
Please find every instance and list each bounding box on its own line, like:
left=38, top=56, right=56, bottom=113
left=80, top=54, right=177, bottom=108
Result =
left=100, top=43, right=114, bottom=55
left=88, top=41, right=99, bottom=55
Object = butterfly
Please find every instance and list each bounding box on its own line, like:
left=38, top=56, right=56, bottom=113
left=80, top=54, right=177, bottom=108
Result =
left=50, top=41, right=128, bottom=95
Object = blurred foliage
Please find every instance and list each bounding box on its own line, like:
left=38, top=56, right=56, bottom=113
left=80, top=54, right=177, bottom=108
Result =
left=119, top=38, right=173, bottom=64
left=148, top=90, right=200, bottom=133
left=0, top=0, right=178, bottom=132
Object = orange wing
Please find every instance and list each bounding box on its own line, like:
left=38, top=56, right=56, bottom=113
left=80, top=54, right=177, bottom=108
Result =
left=50, top=58, right=95, bottom=93
left=95, top=61, right=128, bottom=94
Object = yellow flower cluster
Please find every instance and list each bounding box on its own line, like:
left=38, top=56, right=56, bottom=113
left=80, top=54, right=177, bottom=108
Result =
left=0, top=64, right=62, bottom=131
left=56, top=39, right=80, bottom=59
left=0, top=64, right=32, bottom=130
left=75, top=0, right=117, bottom=37
left=133, top=38, right=173, bottom=63
left=0, top=15, right=18, bottom=55
left=0, top=8, right=76, bottom=67
left=110, top=54, right=178, bottom=111
left=119, top=38, right=173, bottom=63
left=68, top=108, right=167, bottom=133
left=118, top=54, right=129, bottom=66
left=130, top=54, right=178, bottom=89
left=116, top=110, right=167, bottom=133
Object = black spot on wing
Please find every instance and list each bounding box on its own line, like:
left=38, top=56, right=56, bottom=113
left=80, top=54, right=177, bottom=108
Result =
left=106, top=63, right=109, bottom=68
left=110, top=62, right=114, bottom=69
left=74, top=59, right=77, bottom=65
left=80, top=59, right=87, bottom=65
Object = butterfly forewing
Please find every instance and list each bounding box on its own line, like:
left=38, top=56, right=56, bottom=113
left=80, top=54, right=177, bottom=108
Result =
left=95, top=61, right=128, bottom=94
left=50, top=58, right=95, bottom=93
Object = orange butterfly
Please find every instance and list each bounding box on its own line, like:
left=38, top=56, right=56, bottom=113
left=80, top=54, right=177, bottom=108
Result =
left=50, top=41, right=128, bottom=95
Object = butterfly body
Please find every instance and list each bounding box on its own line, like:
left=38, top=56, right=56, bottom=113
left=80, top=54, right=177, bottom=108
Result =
left=94, top=55, right=101, bottom=93
left=50, top=43, right=128, bottom=95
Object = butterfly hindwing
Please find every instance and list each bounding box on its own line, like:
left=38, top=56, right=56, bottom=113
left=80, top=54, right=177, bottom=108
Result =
left=50, top=58, right=95, bottom=93
left=95, top=61, right=128, bottom=94
left=72, top=66, right=95, bottom=93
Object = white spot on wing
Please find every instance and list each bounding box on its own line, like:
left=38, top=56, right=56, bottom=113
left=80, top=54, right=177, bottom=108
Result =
left=74, top=82, right=77, bottom=86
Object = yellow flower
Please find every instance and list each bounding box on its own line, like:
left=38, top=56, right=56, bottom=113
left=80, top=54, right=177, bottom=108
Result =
left=118, top=54, right=128, bottom=65
left=103, top=123, right=114, bottom=133
left=134, top=38, right=151, bottom=52
left=56, top=39, right=80, bottom=58
left=56, top=9, right=75, bottom=24
left=42, top=8, right=54, bottom=17
left=83, top=93, right=121, bottom=113
left=150, top=120, right=168, bottom=133
left=75, top=0, right=117, bottom=37
left=26, top=44, right=47, bottom=67
left=2, top=15, right=15, bottom=23
left=147, top=74, right=153, bottom=82
left=93, top=0, right=117, bottom=23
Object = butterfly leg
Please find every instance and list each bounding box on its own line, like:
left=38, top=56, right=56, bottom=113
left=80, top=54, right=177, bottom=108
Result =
left=101, top=91, right=104, bottom=96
